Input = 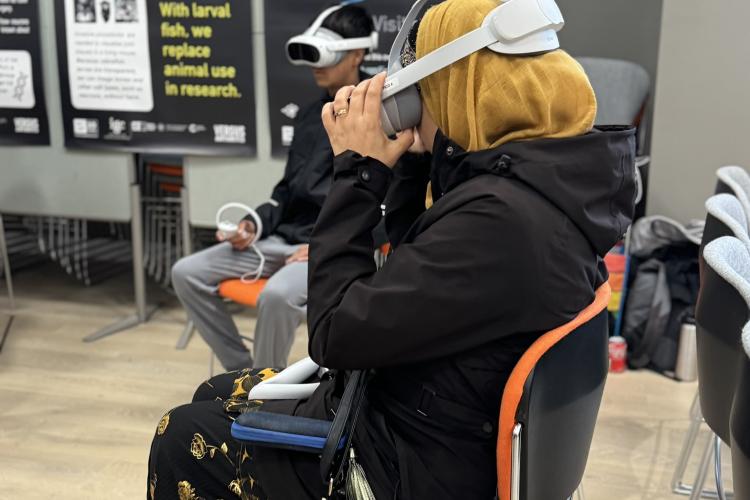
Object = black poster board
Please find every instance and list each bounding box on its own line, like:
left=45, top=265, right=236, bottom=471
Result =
left=266, top=0, right=411, bottom=158
left=0, top=0, right=50, bottom=146
left=55, top=0, right=256, bottom=156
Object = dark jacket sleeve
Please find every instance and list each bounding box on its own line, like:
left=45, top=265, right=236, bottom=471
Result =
left=307, top=153, right=565, bottom=370
left=249, top=173, right=289, bottom=239
left=383, top=153, right=431, bottom=247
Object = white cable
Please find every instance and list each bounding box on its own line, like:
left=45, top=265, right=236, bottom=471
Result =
left=215, top=202, right=266, bottom=283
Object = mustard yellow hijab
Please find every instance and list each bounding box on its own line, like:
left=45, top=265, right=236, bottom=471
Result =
left=416, top=0, right=597, bottom=152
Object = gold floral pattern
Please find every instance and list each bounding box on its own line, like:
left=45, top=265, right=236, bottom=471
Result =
left=177, top=480, right=204, bottom=500
left=229, top=479, right=242, bottom=496
left=152, top=369, right=275, bottom=500
left=190, top=433, right=207, bottom=459
left=157, top=412, right=171, bottom=435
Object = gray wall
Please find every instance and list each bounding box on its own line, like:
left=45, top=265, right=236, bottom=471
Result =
left=0, top=1, right=133, bottom=222
left=647, top=0, right=750, bottom=222
left=556, top=0, right=663, bottom=150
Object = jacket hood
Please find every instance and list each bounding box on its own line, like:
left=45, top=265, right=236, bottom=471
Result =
left=429, top=126, right=637, bottom=256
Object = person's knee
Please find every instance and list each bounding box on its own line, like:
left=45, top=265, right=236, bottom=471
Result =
left=258, top=285, right=294, bottom=310
left=171, top=255, right=198, bottom=293
left=151, top=404, right=193, bottom=453
left=172, top=257, right=189, bottom=285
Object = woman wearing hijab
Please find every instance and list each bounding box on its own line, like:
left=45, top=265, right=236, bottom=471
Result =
left=147, top=0, right=636, bottom=498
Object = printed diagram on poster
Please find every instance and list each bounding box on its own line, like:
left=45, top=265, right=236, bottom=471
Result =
left=0, top=51, right=36, bottom=109
left=266, top=0, right=410, bottom=156
left=55, top=0, right=257, bottom=156
left=0, top=0, right=50, bottom=145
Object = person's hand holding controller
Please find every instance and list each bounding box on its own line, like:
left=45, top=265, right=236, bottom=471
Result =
left=216, top=220, right=257, bottom=250
left=321, top=72, right=415, bottom=168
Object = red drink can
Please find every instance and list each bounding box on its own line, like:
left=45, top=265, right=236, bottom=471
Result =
left=609, top=336, right=627, bottom=373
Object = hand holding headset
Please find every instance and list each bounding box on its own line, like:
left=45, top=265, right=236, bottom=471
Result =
left=216, top=202, right=266, bottom=283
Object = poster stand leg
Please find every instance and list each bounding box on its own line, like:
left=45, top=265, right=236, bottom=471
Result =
left=84, top=185, right=157, bottom=342
left=0, top=214, right=15, bottom=355
left=0, top=214, right=16, bottom=310
left=175, top=187, right=196, bottom=350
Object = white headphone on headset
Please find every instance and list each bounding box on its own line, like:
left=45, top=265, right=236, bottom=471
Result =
left=216, top=202, right=266, bottom=283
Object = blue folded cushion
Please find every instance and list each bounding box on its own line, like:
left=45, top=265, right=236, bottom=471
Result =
left=231, top=411, right=346, bottom=453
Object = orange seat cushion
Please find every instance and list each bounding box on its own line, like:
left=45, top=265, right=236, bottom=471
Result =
left=218, top=279, right=269, bottom=307
left=496, top=282, right=611, bottom=500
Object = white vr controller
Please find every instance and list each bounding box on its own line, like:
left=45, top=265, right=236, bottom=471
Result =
left=215, top=202, right=265, bottom=283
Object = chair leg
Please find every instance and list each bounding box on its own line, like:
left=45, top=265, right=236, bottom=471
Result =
left=714, top=435, right=728, bottom=500
left=673, top=408, right=705, bottom=494
left=689, top=436, right=716, bottom=500
left=674, top=392, right=727, bottom=498
left=511, top=423, right=522, bottom=500
left=175, top=320, right=195, bottom=350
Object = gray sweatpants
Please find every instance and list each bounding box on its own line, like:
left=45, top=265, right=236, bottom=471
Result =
left=171, top=235, right=307, bottom=371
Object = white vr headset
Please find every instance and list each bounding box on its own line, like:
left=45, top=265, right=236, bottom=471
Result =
left=380, top=0, right=565, bottom=136
left=286, top=4, right=379, bottom=68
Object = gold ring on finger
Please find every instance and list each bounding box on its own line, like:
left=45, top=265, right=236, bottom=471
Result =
left=335, top=108, right=349, bottom=117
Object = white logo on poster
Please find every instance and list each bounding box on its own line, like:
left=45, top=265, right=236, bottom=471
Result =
left=281, top=126, right=294, bottom=147
left=109, top=116, right=128, bottom=136
left=280, top=103, right=300, bottom=120
left=13, top=117, right=40, bottom=134
left=189, top=123, right=206, bottom=134
left=0, top=50, right=35, bottom=109
left=214, top=124, right=246, bottom=144
left=131, top=120, right=156, bottom=133
left=72, top=117, right=99, bottom=138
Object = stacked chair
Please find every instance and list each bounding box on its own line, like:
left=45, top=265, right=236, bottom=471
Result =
left=674, top=165, right=750, bottom=499
left=730, top=324, right=750, bottom=499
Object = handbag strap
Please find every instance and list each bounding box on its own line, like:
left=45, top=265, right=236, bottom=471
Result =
left=319, top=369, right=369, bottom=486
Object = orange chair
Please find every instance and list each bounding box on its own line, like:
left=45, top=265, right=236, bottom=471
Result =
left=497, top=283, right=611, bottom=500
left=218, top=278, right=269, bottom=307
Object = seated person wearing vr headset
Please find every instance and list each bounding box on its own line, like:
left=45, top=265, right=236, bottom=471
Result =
left=149, top=0, right=636, bottom=498
left=170, top=4, right=377, bottom=372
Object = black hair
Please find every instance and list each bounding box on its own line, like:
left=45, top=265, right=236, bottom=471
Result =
left=320, top=4, right=374, bottom=39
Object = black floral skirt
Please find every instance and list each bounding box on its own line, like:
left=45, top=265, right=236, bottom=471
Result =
left=148, top=368, right=279, bottom=500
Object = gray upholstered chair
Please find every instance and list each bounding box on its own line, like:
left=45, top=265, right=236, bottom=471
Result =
left=576, top=57, right=650, bottom=131
left=716, top=166, right=750, bottom=228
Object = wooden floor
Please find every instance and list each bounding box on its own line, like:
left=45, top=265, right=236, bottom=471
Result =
left=0, top=264, right=729, bottom=499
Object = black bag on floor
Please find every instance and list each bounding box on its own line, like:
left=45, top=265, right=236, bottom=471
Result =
left=622, top=243, right=700, bottom=373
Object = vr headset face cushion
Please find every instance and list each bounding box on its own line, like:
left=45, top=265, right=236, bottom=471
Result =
left=287, top=28, right=344, bottom=68
left=287, top=42, right=322, bottom=65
